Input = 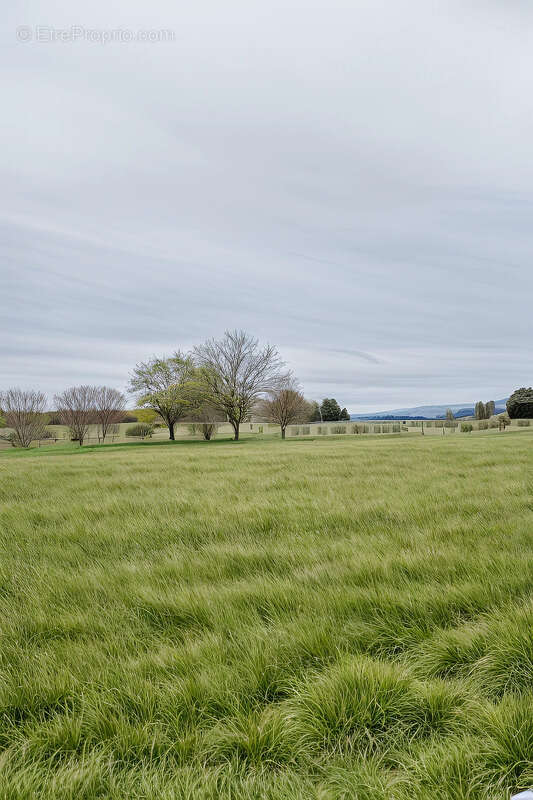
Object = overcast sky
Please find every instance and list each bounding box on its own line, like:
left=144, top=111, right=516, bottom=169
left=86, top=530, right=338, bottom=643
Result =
left=2, top=1, right=532, bottom=412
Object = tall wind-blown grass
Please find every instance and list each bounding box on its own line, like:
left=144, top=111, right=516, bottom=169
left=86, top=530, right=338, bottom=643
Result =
left=1, top=432, right=533, bottom=798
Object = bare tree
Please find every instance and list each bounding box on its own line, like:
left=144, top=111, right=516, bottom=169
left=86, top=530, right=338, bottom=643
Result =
left=129, top=352, right=199, bottom=440
left=94, top=386, right=126, bottom=443
left=194, top=330, right=285, bottom=441
left=0, top=388, right=47, bottom=447
left=260, top=376, right=307, bottom=439
left=54, top=385, right=97, bottom=446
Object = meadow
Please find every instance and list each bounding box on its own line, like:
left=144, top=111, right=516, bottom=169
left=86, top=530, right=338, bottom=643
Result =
left=1, top=432, right=533, bottom=798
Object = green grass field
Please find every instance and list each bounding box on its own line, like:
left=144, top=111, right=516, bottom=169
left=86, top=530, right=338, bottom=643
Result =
left=1, top=433, right=533, bottom=799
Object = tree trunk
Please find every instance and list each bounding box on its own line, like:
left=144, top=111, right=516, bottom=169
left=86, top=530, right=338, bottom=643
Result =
left=169, top=422, right=175, bottom=440
left=281, top=427, right=286, bottom=439
left=233, top=423, right=239, bottom=441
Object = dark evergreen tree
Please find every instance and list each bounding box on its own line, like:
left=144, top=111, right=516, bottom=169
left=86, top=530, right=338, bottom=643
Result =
left=340, top=407, right=350, bottom=421
left=507, top=388, right=533, bottom=419
left=320, top=398, right=342, bottom=421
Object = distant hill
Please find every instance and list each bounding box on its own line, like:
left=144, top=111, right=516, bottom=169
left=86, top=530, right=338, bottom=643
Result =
left=351, top=399, right=508, bottom=421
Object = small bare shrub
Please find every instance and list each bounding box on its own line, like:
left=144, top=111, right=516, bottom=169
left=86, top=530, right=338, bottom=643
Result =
left=126, top=423, right=154, bottom=439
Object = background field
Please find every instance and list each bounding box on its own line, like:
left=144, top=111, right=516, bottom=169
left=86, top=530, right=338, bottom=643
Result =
left=1, top=433, right=533, bottom=798
left=1, top=416, right=530, bottom=450
left=0, top=422, right=280, bottom=449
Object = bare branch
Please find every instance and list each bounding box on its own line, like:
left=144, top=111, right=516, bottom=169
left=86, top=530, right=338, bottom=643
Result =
left=94, top=387, right=126, bottom=442
left=54, top=385, right=98, bottom=446
left=194, top=330, right=285, bottom=440
left=0, top=388, right=47, bottom=447
left=259, top=375, right=307, bottom=439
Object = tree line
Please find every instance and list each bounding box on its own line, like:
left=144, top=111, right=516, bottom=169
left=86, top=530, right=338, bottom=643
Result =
left=0, top=330, right=352, bottom=447
left=5, top=331, right=529, bottom=449
left=0, top=385, right=127, bottom=448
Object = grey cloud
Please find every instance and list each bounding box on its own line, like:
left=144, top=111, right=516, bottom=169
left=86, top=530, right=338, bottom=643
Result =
left=1, top=0, right=532, bottom=412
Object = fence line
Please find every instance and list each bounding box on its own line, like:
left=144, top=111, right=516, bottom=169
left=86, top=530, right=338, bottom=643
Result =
left=1, top=418, right=530, bottom=450
left=287, top=418, right=531, bottom=437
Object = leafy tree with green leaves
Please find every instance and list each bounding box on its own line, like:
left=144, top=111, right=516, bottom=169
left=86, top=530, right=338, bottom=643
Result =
left=485, top=400, right=495, bottom=419
left=129, top=352, right=200, bottom=440
left=498, top=413, right=511, bottom=431
left=475, top=400, right=495, bottom=420
left=340, top=407, right=350, bottom=421
left=475, top=401, right=485, bottom=420
left=134, top=407, right=160, bottom=425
